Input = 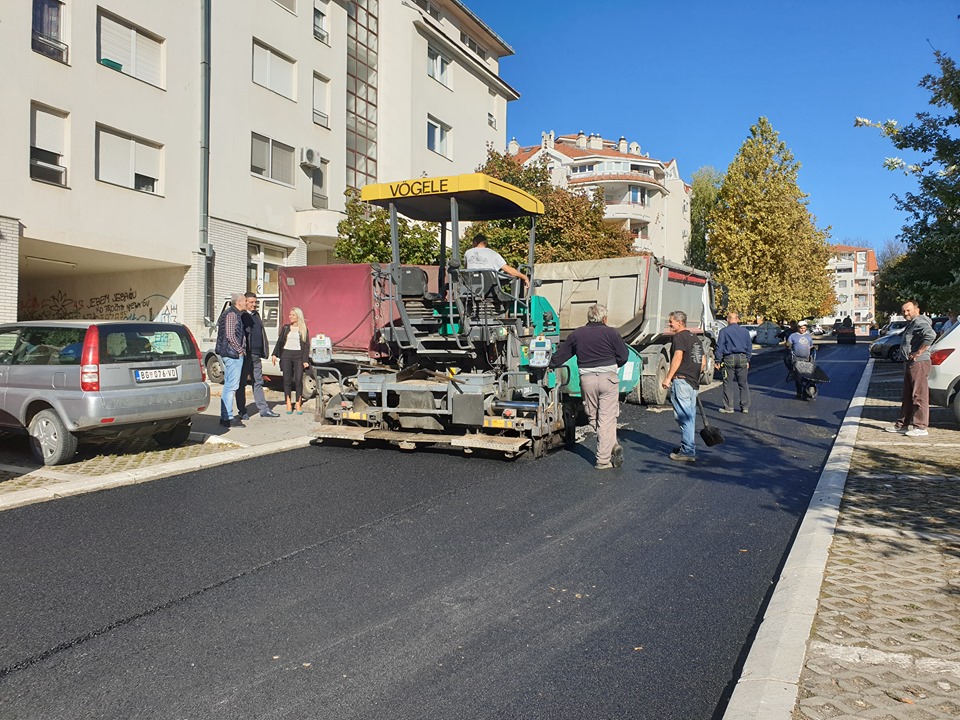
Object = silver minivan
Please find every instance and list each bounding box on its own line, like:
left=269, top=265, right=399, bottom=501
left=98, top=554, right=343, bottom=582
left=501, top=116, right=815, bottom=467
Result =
left=0, top=321, right=210, bottom=465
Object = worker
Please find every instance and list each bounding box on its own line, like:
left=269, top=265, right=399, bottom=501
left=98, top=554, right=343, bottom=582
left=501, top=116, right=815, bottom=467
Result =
left=464, top=234, right=529, bottom=287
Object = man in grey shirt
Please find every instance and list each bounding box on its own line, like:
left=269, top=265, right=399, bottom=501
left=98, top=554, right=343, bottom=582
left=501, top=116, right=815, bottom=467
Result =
left=885, top=299, right=938, bottom=437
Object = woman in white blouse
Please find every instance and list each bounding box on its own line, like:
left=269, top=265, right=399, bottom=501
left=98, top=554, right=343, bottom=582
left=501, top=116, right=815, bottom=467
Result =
left=271, top=307, right=310, bottom=414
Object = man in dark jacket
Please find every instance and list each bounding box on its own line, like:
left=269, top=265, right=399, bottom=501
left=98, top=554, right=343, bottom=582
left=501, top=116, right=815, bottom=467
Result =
left=885, top=300, right=937, bottom=437
left=551, top=303, right=630, bottom=470
left=236, top=292, right=279, bottom=419
left=714, top=311, right=752, bottom=413
left=215, top=292, right=247, bottom=428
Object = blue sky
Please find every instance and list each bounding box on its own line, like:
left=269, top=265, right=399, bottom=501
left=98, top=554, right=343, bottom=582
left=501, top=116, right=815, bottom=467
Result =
left=465, top=0, right=960, bottom=253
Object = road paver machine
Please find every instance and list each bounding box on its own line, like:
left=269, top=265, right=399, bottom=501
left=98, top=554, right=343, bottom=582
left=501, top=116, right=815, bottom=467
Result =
left=312, top=173, right=641, bottom=458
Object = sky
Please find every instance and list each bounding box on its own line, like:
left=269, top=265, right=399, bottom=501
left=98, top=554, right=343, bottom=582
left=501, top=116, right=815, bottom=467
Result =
left=464, top=0, right=960, bottom=254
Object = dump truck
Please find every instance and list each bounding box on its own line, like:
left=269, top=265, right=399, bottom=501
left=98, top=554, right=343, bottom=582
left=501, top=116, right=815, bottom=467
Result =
left=535, top=256, right=723, bottom=405
left=303, top=173, right=642, bottom=458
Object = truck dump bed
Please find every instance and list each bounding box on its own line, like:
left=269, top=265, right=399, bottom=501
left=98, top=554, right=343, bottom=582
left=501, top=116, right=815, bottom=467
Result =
left=535, top=255, right=712, bottom=342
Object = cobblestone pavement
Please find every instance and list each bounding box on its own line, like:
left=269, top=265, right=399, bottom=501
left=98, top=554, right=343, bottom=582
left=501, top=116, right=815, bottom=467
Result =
left=795, top=362, right=960, bottom=719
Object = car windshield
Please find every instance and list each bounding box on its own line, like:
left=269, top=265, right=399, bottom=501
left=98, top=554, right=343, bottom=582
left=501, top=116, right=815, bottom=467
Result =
left=100, top=324, right=196, bottom=364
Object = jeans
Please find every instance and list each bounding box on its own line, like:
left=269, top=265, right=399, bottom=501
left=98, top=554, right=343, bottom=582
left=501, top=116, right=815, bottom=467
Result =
left=220, top=355, right=243, bottom=421
left=721, top=353, right=750, bottom=411
left=670, top=378, right=698, bottom=457
left=580, top=372, right=621, bottom=465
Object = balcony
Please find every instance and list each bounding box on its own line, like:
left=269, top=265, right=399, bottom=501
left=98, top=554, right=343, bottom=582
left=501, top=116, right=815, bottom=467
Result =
left=568, top=169, right=664, bottom=190
left=296, top=206, right=342, bottom=242
left=604, top=202, right=653, bottom=223
left=32, top=32, right=68, bottom=64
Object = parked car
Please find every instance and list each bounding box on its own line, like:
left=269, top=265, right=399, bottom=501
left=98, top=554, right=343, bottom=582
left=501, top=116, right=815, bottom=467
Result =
left=811, top=323, right=825, bottom=335
left=740, top=324, right=758, bottom=342
left=880, top=319, right=908, bottom=336
left=869, top=333, right=904, bottom=362
left=929, top=326, right=960, bottom=424
left=0, top=321, right=209, bottom=465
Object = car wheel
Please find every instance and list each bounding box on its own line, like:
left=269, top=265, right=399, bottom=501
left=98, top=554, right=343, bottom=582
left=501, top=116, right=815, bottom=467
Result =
left=890, top=346, right=904, bottom=363
left=153, top=421, right=192, bottom=448
left=206, top=355, right=224, bottom=384
left=28, top=409, right=79, bottom=466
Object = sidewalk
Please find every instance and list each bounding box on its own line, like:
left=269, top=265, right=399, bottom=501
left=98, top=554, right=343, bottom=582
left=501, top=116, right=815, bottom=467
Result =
left=0, top=383, right=319, bottom=511
left=726, top=359, right=960, bottom=719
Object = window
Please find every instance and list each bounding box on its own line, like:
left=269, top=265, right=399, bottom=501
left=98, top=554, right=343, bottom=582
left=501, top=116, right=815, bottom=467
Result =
left=312, top=161, right=328, bottom=209
left=414, top=0, right=441, bottom=21
left=427, top=117, right=450, bottom=158
left=313, top=0, right=329, bottom=43
left=273, top=0, right=296, bottom=12
left=427, top=46, right=449, bottom=86
left=248, top=244, right=285, bottom=295
left=253, top=41, right=295, bottom=99
left=32, top=0, right=68, bottom=63
left=346, top=0, right=378, bottom=189
left=488, top=90, right=498, bottom=128
left=629, top=186, right=648, bottom=206
left=30, top=104, right=67, bottom=186
left=460, top=32, right=487, bottom=60
left=96, top=126, right=162, bottom=194
left=251, top=133, right=295, bottom=185
left=313, top=74, right=330, bottom=127
left=98, top=12, right=163, bottom=87
left=10, top=327, right=84, bottom=366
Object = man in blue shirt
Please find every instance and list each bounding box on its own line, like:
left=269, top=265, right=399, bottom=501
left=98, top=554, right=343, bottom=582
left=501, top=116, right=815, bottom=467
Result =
left=714, top=311, right=752, bottom=413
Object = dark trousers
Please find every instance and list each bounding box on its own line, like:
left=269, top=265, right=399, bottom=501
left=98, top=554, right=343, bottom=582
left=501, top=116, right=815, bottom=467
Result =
left=236, top=355, right=269, bottom=415
left=280, top=349, right=305, bottom=402
left=898, top=360, right=931, bottom=429
left=721, top=353, right=750, bottom=410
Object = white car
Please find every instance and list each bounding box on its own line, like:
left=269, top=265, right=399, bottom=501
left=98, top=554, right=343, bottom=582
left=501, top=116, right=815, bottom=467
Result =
left=929, top=324, right=960, bottom=423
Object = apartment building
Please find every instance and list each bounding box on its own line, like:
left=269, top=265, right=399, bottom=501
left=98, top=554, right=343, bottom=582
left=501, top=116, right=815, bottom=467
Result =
left=507, top=131, right=692, bottom=264
left=1, top=0, right=515, bottom=338
left=824, top=244, right=878, bottom=335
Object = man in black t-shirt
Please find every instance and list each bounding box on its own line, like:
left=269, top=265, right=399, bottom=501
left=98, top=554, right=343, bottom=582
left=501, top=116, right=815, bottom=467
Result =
left=661, top=310, right=706, bottom=462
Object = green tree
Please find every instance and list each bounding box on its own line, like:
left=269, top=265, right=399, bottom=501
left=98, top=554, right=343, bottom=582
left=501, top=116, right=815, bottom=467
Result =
left=688, top=166, right=723, bottom=269
left=334, top=189, right=440, bottom=264
left=467, top=147, right=634, bottom=266
left=855, top=50, right=960, bottom=313
left=707, top=117, right=834, bottom=321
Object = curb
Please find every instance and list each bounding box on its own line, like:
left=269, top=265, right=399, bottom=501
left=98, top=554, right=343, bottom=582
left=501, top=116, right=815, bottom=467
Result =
left=721, top=358, right=874, bottom=719
left=0, top=434, right=317, bottom=513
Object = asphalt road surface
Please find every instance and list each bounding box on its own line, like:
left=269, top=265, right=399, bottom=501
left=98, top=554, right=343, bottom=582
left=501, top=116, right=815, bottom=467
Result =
left=0, top=344, right=870, bottom=720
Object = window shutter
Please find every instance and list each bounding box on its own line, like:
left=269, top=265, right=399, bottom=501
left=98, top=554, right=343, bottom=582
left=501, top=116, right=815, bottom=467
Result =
left=136, top=32, right=162, bottom=86
left=272, top=142, right=294, bottom=184
left=100, top=15, right=132, bottom=70
left=32, top=106, right=64, bottom=155
left=271, top=52, right=294, bottom=98
left=98, top=128, right=132, bottom=186
left=313, top=76, right=327, bottom=113
left=252, top=43, right=270, bottom=87
left=251, top=134, right=269, bottom=175
left=135, top=141, right=160, bottom=180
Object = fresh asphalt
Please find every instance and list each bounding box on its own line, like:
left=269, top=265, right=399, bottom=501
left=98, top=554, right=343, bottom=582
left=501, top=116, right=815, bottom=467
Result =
left=0, top=343, right=869, bottom=720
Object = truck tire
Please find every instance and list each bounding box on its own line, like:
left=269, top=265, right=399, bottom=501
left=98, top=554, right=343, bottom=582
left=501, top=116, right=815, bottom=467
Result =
left=700, top=338, right=715, bottom=385
left=206, top=355, right=224, bottom=384
left=28, top=409, right=78, bottom=466
left=302, top=373, right=318, bottom=399
left=153, top=420, right=192, bottom=448
left=641, top=354, right=670, bottom=405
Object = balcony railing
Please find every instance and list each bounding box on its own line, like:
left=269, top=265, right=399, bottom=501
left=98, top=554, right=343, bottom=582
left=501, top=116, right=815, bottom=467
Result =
left=487, top=113, right=497, bottom=129
left=314, top=26, right=329, bottom=43
left=312, top=192, right=329, bottom=210
left=313, top=110, right=329, bottom=127
left=30, top=158, right=67, bottom=186
left=32, top=32, right=68, bottom=63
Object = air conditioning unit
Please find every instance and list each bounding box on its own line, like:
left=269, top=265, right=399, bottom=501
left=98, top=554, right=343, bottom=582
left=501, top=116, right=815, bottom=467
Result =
left=300, top=147, right=320, bottom=169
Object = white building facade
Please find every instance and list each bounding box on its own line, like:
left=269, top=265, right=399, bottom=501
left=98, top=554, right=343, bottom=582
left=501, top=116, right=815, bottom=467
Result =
left=1, top=0, right=515, bottom=340
left=508, top=131, right=692, bottom=264
left=824, top=244, right=878, bottom=336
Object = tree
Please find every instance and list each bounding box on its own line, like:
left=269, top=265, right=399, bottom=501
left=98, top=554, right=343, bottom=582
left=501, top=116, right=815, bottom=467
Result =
left=335, top=189, right=440, bottom=264
left=707, top=117, right=835, bottom=321
left=855, top=50, right=960, bottom=313
left=467, top=147, right=634, bottom=266
left=688, top=166, right=723, bottom=270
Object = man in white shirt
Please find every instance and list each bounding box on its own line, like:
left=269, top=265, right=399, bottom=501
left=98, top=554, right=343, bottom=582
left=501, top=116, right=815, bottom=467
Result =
left=464, top=234, right=529, bottom=287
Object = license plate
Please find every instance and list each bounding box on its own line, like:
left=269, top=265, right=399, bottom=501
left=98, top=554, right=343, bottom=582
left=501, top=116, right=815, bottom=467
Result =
left=135, top=367, right=178, bottom=382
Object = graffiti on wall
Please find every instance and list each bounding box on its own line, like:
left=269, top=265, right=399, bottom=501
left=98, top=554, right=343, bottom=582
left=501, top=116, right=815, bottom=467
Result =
left=20, top=289, right=179, bottom=323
